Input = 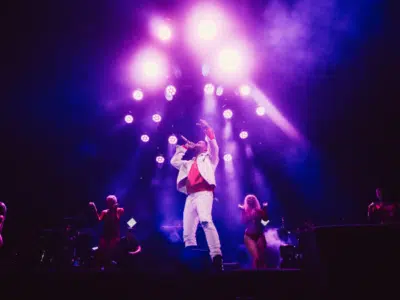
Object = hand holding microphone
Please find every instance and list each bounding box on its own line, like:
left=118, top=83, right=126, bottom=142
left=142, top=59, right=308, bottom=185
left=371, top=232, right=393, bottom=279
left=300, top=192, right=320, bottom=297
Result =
left=181, top=135, right=195, bottom=149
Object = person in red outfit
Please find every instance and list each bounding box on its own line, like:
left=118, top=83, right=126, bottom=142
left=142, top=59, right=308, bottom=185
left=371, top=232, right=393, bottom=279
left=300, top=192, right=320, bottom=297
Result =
left=89, top=195, right=124, bottom=269
left=238, top=194, right=268, bottom=269
left=368, top=188, right=399, bottom=224
left=170, top=119, right=223, bottom=271
left=0, top=202, right=6, bottom=248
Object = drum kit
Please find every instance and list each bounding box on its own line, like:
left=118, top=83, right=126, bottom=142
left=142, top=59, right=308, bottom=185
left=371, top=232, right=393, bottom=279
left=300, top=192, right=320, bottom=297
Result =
left=37, top=217, right=95, bottom=269
left=264, top=218, right=315, bottom=269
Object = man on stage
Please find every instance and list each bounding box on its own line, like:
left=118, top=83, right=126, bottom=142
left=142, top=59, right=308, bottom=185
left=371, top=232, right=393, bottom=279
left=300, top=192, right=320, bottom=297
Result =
left=170, top=119, right=223, bottom=271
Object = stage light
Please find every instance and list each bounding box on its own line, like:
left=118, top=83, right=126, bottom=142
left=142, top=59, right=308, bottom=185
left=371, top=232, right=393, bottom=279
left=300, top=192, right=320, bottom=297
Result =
left=168, top=135, right=178, bottom=145
left=216, top=86, right=224, bottom=96
left=198, top=19, right=217, bottom=41
left=165, top=85, right=176, bottom=96
left=239, top=84, right=251, bottom=96
left=132, top=89, right=143, bottom=101
left=152, top=114, right=162, bottom=123
left=223, top=154, right=232, bottom=162
left=217, top=48, right=242, bottom=74
left=256, top=106, right=266, bottom=116
left=156, top=155, right=165, bottom=164
left=141, top=134, right=150, bottom=142
left=204, top=83, right=215, bottom=95
left=157, top=24, right=172, bottom=41
left=223, top=109, right=233, bottom=119
left=239, top=131, right=248, bottom=139
left=131, top=48, right=168, bottom=88
left=202, top=64, right=210, bottom=77
left=165, top=93, right=173, bottom=101
left=124, top=114, right=134, bottom=124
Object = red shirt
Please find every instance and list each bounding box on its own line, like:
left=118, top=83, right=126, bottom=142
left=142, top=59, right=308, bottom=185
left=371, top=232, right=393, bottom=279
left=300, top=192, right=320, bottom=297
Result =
left=185, top=127, right=215, bottom=195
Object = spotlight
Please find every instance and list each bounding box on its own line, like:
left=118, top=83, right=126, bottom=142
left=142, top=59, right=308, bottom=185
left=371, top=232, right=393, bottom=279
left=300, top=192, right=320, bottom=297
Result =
left=256, top=106, right=266, bottom=116
left=223, top=109, right=233, bottom=119
left=157, top=24, right=172, bottom=41
left=124, top=114, right=134, bottom=124
left=133, top=89, right=143, bottom=101
left=216, top=86, right=224, bottom=96
left=239, top=131, right=248, bottom=139
left=204, top=83, right=215, bottom=95
left=217, top=48, right=242, bottom=74
left=141, top=134, right=150, bottom=142
left=165, top=93, right=173, bottom=101
left=152, top=114, right=162, bottom=123
left=168, top=135, right=178, bottom=145
left=223, top=154, right=232, bottom=162
left=239, top=84, right=251, bottom=96
left=198, top=19, right=217, bottom=41
left=165, top=85, right=176, bottom=96
left=156, top=155, right=165, bottom=163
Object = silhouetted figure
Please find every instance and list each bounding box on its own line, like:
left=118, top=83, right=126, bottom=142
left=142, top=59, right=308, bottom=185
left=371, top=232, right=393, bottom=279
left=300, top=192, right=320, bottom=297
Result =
left=0, top=202, right=6, bottom=248
left=89, top=195, right=124, bottom=269
left=368, top=188, right=399, bottom=224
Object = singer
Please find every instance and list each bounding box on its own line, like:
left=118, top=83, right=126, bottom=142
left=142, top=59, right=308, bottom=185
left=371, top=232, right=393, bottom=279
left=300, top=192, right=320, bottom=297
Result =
left=170, top=119, right=223, bottom=272
left=89, top=195, right=124, bottom=269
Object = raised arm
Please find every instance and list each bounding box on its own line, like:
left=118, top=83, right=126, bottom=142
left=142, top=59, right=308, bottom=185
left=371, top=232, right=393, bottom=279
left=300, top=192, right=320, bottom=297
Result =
left=170, top=144, right=189, bottom=170
left=89, top=202, right=106, bottom=221
left=198, top=119, right=219, bottom=167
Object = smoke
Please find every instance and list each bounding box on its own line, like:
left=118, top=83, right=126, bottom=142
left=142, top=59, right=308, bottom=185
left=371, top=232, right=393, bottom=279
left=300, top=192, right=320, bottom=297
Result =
left=264, top=228, right=287, bottom=249
left=262, top=0, right=363, bottom=76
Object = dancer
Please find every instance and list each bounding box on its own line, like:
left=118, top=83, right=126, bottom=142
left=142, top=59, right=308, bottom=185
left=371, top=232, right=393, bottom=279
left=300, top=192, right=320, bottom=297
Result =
left=0, top=202, right=6, bottom=248
left=89, top=195, right=124, bottom=269
left=170, top=119, right=223, bottom=271
left=118, top=228, right=141, bottom=270
left=368, top=188, right=399, bottom=224
left=238, top=194, right=268, bottom=269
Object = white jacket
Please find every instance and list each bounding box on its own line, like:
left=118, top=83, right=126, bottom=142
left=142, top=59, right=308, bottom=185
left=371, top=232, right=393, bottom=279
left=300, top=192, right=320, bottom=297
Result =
left=170, top=134, right=219, bottom=195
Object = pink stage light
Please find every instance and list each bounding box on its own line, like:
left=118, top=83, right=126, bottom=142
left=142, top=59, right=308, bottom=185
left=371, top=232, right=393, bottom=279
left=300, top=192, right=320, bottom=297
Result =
left=168, top=135, right=177, bottom=145
left=223, top=154, right=232, bottom=162
left=150, top=18, right=172, bottom=42
left=152, top=114, right=162, bottom=123
left=124, top=115, right=134, bottom=124
left=216, top=86, right=224, bottom=96
left=239, top=131, right=248, bottom=139
left=198, top=19, right=217, bottom=41
left=165, top=85, right=176, bottom=96
left=131, top=48, right=168, bottom=88
left=223, top=109, right=233, bottom=119
left=239, top=84, right=251, bottom=96
left=141, top=134, right=150, bottom=142
left=132, top=89, right=143, bottom=101
left=256, top=106, right=266, bottom=116
left=156, top=155, right=165, bottom=164
left=204, top=83, right=215, bottom=95
left=157, top=24, right=172, bottom=41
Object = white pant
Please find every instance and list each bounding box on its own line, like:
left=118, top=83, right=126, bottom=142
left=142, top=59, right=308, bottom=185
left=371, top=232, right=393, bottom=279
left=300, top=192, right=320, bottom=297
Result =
left=183, top=191, right=222, bottom=259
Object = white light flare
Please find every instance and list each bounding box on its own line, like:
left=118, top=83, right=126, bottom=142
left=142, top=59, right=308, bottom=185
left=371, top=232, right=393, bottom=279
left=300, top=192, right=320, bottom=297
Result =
left=168, top=135, right=177, bottom=145
left=156, top=155, right=165, bottom=164
left=152, top=114, right=162, bottom=123
left=141, top=134, right=150, bottom=143
left=204, top=83, right=215, bottom=95
left=132, top=89, right=143, bottom=101
left=223, top=154, right=232, bottom=162
left=223, top=109, right=233, bottom=119
left=239, top=131, right=248, bottom=139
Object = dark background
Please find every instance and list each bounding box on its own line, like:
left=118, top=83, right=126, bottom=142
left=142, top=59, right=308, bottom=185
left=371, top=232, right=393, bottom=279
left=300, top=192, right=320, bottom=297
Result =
left=1, top=0, right=398, bottom=260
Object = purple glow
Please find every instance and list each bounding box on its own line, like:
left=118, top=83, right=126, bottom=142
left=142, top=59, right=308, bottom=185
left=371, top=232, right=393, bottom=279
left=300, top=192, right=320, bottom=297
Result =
left=256, top=106, right=266, bottom=116
left=132, top=89, right=143, bottom=101
left=239, top=131, right=248, bottom=139
left=124, top=115, right=134, bottom=124
left=216, top=86, right=224, bottom=96
left=141, top=134, right=150, bottom=142
left=168, top=135, right=177, bottom=145
left=156, top=155, right=165, bottom=163
left=152, top=114, right=162, bottom=123
left=204, top=83, right=215, bottom=95
left=223, top=154, right=232, bottom=162
left=223, top=109, right=233, bottom=119
left=239, top=84, right=251, bottom=96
